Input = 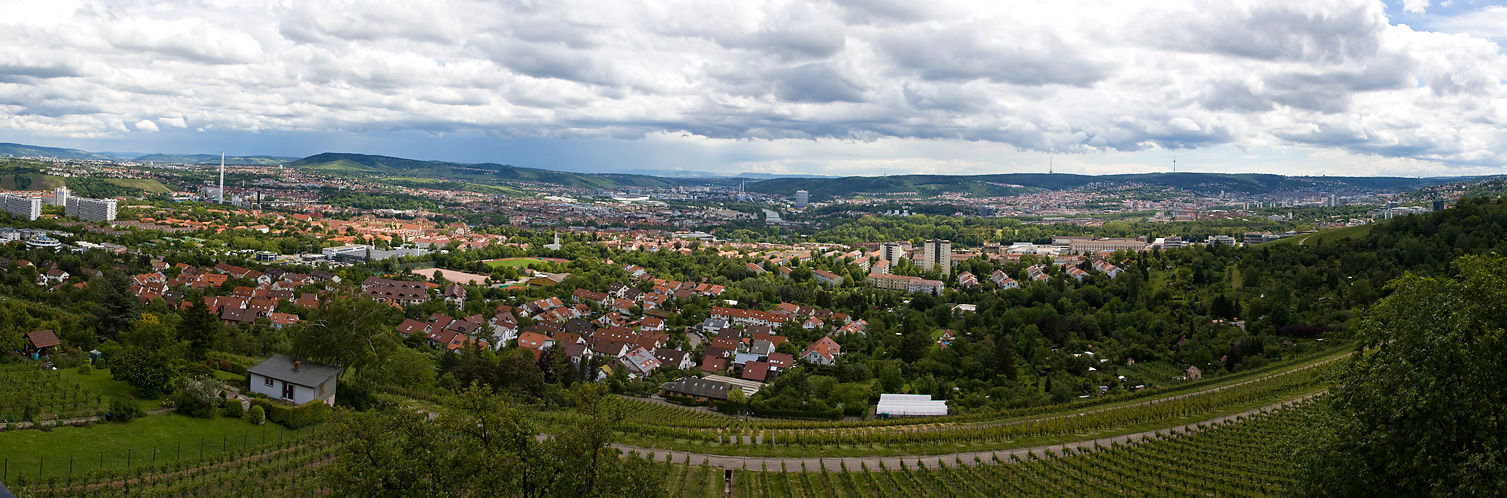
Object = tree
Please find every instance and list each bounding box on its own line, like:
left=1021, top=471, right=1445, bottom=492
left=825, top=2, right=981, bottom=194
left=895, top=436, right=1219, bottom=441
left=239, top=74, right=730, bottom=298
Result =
left=177, top=297, right=219, bottom=361
left=1298, top=255, right=1507, bottom=495
left=289, top=293, right=401, bottom=381
left=877, top=364, right=904, bottom=393
left=110, top=314, right=181, bottom=399
left=111, top=346, right=175, bottom=399
left=174, top=375, right=227, bottom=418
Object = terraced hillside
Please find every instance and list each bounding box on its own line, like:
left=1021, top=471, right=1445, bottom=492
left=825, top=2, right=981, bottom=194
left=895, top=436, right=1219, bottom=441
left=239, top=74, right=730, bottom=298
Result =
left=576, top=350, right=1340, bottom=459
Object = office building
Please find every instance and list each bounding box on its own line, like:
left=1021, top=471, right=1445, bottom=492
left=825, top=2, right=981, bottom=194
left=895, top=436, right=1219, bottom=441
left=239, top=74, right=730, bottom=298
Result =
left=922, top=239, right=951, bottom=276
left=0, top=194, right=42, bottom=221
left=66, top=197, right=117, bottom=222
left=794, top=190, right=809, bottom=208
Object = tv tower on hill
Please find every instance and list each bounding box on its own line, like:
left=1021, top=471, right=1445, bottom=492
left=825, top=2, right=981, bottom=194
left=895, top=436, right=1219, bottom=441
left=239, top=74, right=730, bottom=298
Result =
left=218, top=152, right=225, bottom=204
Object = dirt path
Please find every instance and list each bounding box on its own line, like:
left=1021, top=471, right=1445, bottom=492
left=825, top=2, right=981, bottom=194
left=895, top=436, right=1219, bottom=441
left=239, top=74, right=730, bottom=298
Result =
left=11, top=407, right=175, bottom=430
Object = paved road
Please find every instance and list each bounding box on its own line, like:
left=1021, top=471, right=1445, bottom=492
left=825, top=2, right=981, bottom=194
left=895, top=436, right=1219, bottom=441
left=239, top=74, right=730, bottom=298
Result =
left=614, top=393, right=1323, bottom=472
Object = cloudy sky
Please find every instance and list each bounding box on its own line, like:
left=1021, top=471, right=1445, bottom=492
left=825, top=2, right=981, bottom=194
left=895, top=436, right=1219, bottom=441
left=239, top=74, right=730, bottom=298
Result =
left=2, top=0, right=1506, bottom=177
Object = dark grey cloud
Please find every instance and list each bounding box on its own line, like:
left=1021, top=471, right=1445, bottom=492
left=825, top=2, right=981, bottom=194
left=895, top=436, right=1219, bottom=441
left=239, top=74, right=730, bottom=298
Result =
left=773, top=64, right=867, bottom=103
left=1199, top=80, right=1275, bottom=113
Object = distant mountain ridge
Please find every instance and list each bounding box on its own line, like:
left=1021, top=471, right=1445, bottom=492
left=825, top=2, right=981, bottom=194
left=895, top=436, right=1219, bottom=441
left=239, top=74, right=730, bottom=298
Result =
left=0, top=142, right=117, bottom=161
left=135, top=154, right=299, bottom=166
left=286, top=152, right=701, bottom=189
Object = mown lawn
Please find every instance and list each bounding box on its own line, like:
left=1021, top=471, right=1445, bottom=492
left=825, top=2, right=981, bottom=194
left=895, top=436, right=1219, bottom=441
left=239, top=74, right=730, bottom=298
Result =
left=485, top=257, right=550, bottom=269
left=0, top=412, right=313, bottom=480
left=58, top=367, right=160, bottom=412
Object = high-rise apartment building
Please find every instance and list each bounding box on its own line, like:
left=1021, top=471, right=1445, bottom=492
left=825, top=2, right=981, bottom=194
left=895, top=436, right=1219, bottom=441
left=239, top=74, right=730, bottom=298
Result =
left=0, top=194, right=42, bottom=221
left=67, top=197, right=117, bottom=222
left=794, top=190, right=809, bottom=208
left=879, top=242, right=906, bottom=262
left=923, top=239, right=951, bottom=276
left=53, top=186, right=69, bottom=207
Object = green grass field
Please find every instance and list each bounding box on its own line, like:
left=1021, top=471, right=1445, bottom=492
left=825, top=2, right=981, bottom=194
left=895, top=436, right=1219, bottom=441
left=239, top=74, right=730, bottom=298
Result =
left=1267, top=224, right=1373, bottom=247
left=104, top=178, right=171, bottom=194
left=59, top=367, right=161, bottom=412
left=0, top=413, right=313, bottom=480
left=484, top=257, right=566, bottom=269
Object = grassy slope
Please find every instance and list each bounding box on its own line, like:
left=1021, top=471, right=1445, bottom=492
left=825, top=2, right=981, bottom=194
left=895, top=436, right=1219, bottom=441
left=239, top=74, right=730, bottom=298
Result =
left=104, top=178, right=170, bottom=194
left=58, top=368, right=160, bottom=412
left=0, top=173, right=66, bottom=191
left=1265, top=224, right=1373, bottom=247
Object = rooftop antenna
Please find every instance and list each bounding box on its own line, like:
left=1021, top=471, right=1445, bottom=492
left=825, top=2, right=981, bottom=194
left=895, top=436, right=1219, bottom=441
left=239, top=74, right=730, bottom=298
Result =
left=218, top=152, right=225, bottom=204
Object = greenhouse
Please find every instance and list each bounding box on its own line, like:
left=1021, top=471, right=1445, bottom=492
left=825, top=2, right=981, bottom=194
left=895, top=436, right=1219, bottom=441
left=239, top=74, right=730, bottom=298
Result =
left=876, top=394, right=949, bottom=418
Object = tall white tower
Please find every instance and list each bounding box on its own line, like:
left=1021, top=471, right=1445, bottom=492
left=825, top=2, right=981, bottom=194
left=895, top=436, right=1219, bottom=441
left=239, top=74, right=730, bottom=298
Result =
left=53, top=186, right=69, bottom=208
left=218, top=152, right=225, bottom=204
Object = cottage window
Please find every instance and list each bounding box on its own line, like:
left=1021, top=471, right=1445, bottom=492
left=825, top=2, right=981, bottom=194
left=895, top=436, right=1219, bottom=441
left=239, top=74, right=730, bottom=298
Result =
left=263, top=375, right=273, bottom=387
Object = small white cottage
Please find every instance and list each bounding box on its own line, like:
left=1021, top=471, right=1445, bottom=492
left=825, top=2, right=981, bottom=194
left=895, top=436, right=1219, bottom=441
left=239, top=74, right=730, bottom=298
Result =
left=246, top=354, right=342, bottom=406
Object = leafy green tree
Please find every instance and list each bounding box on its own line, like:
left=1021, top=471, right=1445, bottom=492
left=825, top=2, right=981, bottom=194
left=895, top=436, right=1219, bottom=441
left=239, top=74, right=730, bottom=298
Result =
left=177, top=297, right=219, bottom=361
left=289, top=293, right=402, bottom=381
left=111, top=346, right=175, bottom=399
left=110, top=314, right=181, bottom=399
left=1298, top=255, right=1507, bottom=495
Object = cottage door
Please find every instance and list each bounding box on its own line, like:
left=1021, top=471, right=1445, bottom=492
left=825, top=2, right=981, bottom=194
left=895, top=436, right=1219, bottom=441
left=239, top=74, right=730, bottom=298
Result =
left=282, top=382, right=295, bottom=400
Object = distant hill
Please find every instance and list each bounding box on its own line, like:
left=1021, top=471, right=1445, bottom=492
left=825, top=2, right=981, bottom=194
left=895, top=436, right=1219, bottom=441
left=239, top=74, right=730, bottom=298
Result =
left=622, top=168, right=727, bottom=178
left=746, top=172, right=1451, bottom=200
left=134, top=154, right=299, bottom=166
left=0, top=142, right=116, bottom=161
left=286, top=152, right=700, bottom=189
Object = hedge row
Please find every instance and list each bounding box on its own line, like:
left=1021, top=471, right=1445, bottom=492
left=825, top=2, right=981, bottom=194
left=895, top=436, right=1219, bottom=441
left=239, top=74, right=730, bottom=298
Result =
left=250, top=398, right=328, bottom=429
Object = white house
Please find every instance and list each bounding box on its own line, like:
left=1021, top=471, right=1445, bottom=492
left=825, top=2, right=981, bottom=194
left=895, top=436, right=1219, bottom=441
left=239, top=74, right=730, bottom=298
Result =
left=246, top=354, right=342, bottom=406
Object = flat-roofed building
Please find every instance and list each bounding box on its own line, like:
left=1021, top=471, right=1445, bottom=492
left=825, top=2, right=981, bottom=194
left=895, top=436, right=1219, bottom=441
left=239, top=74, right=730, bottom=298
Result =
left=0, top=194, right=41, bottom=221
left=66, top=197, right=117, bottom=222
left=922, top=239, right=951, bottom=276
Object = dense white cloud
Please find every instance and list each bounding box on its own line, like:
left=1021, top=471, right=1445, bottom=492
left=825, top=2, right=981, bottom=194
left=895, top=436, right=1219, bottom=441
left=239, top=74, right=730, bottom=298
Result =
left=0, top=0, right=1504, bottom=174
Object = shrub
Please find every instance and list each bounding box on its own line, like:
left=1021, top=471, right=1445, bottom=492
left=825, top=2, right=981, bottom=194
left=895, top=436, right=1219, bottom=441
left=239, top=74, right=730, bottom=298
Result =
left=219, top=359, right=232, bottom=371
left=174, top=376, right=227, bottom=419
left=109, top=398, right=143, bottom=423
left=77, top=363, right=93, bottom=375
left=250, top=398, right=327, bottom=429
left=248, top=405, right=265, bottom=425
left=223, top=401, right=244, bottom=418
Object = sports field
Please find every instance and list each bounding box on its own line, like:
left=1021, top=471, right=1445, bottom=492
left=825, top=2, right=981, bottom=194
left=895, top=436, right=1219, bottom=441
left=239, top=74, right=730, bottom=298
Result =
left=483, top=257, right=570, bottom=269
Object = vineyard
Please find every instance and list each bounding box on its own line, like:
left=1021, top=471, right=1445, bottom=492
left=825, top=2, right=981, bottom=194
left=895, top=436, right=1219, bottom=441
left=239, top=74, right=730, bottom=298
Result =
left=610, top=360, right=1332, bottom=457
left=723, top=399, right=1320, bottom=497
left=10, top=428, right=335, bottom=497
left=0, top=364, right=105, bottom=423
left=614, top=348, right=1345, bottom=434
